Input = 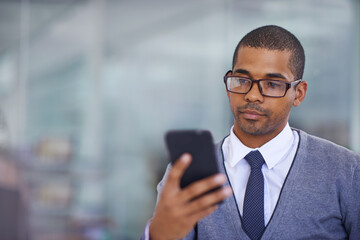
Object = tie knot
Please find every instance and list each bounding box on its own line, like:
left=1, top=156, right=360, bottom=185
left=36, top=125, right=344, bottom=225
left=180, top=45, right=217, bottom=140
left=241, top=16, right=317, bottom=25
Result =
left=245, top=150, right=265, bottom=169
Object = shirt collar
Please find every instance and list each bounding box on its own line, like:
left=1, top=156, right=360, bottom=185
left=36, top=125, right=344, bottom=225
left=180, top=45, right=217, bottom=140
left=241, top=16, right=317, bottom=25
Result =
left=227, top=123, right=294, bottom=169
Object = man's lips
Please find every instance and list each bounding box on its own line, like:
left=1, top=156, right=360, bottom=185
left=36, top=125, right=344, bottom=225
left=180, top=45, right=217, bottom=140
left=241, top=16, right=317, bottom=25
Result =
left=239, top=110, right=266, bottom=120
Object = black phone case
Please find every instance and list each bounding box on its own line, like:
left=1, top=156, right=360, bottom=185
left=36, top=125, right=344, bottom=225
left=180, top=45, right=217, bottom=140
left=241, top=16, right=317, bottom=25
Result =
left=165, top=130, right=220, bottom=189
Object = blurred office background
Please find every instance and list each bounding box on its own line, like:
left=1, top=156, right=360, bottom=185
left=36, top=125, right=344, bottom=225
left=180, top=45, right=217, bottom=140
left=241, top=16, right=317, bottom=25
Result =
left=0, top=0, right=359, bottom=239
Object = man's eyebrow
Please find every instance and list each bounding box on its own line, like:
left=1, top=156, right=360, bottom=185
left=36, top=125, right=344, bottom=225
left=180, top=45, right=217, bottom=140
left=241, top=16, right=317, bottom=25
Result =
left=234, top=69, right=250, bottom=75
left=234, top=69, right=288, bottom=80
left=266, top=73, right=287, bottom=80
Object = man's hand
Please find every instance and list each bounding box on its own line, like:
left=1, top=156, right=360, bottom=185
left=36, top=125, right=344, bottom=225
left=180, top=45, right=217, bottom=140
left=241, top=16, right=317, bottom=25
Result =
left=149, top=153, right=233, bottom=240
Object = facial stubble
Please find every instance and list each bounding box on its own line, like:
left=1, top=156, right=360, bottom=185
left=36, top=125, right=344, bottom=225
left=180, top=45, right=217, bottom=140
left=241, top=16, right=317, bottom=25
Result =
left=234, top=103, right=290, bottom=136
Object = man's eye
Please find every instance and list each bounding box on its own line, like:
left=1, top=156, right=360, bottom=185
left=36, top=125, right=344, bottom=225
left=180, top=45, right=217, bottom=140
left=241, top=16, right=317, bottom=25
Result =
left=237, top=78, right=249, bottom=84
left=266, top=81, right=282, bottom=88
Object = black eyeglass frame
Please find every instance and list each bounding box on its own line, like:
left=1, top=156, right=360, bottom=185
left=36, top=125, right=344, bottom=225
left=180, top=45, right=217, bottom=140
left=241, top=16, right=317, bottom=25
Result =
left=223, top=73, right=302, bottom=98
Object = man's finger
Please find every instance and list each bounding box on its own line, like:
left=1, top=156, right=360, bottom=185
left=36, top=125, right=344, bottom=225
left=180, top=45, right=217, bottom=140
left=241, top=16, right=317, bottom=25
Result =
left=166, top=153, right=192, bottom=186
left=182, top=186, right=232, bottom=216
left=180, top=174, right=227, bottom=203
left=188, top=204, right=219, bottom=225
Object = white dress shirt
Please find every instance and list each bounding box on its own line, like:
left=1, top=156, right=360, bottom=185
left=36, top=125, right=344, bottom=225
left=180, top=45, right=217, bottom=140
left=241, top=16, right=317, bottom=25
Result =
left=222, top=123, right=299, bottom=225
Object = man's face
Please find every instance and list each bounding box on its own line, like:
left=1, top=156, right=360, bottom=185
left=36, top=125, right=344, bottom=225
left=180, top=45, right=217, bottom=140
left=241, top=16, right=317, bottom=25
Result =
left=227, top=47, right=300, bottom=141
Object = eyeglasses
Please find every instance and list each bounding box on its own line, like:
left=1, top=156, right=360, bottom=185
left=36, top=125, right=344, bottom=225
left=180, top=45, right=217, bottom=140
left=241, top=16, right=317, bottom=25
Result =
left=224, top=75, right=302, bottom=98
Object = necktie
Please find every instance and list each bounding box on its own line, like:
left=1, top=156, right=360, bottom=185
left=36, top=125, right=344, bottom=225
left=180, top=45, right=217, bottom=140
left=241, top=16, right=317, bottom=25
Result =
left=243, top=150, right=265, bottom=240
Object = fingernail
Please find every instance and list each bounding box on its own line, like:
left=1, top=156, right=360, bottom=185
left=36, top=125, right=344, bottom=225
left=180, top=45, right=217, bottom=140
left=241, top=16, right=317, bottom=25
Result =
left=181, top=153, right=191, bottom=162
left=224, top=187, right=232, bottom=195
left=214, top=174, right=226, bottom=183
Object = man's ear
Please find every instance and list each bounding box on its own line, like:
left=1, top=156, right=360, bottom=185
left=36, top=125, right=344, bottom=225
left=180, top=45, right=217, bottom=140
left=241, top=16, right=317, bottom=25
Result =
left=293, top=81, right=307, bottom=107
left=225, top=70, right=232, bottom=99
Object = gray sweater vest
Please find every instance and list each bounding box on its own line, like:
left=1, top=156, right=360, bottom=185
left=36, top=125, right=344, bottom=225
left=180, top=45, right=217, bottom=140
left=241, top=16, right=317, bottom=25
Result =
left=173, top=129, right=360, bottom=240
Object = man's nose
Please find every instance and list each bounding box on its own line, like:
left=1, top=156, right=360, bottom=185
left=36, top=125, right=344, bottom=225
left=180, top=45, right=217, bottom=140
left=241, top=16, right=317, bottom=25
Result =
left=244, top=82, right=264, bottom=102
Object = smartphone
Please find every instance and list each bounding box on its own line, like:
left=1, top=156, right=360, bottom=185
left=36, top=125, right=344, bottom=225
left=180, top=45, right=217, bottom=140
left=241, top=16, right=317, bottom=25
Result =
left=165, top=130, right=220, bottom=189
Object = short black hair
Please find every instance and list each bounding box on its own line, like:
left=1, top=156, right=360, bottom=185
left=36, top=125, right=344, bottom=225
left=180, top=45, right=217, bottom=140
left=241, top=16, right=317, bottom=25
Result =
left=232, top=25, right=305, bottom=80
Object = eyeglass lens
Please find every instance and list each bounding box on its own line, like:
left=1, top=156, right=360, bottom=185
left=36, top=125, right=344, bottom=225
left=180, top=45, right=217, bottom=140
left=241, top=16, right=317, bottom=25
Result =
left=227, top=77, right=288, bottom=97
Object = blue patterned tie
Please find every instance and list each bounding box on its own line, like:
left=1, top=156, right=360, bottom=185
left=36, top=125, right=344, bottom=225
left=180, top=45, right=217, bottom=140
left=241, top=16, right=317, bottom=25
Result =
left=243, top=150, right=265, bottom=240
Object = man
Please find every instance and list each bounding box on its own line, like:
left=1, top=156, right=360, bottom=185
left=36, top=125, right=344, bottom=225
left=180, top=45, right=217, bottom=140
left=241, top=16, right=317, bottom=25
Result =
left=142, top=25, right=360, bottom=240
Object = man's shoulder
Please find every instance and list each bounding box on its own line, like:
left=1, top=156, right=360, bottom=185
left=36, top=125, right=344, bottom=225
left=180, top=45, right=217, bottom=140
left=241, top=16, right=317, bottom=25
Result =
left=294, top=128, right=360, bottom=165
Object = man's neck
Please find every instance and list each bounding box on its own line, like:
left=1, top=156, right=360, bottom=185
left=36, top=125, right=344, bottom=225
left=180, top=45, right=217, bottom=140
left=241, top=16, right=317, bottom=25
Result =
left=233, top=123, right=287, bottom=149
